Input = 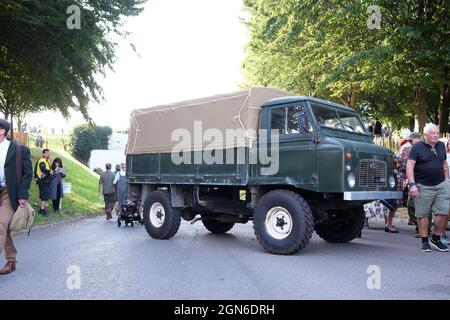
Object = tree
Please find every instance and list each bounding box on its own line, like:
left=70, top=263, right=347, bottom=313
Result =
left=243, top=0, right=450, bottom=133
left=71, top=124, right=113, bottom=163
left=0, top=0, right=146, bottom=128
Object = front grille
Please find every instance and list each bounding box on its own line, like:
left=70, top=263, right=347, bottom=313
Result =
left=359, top=159, right=387, bottom=190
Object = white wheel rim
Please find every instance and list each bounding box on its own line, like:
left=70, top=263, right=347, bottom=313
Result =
left=149, top=202, right=165, bottom=227
left=265, top=206, right=293, bottom=240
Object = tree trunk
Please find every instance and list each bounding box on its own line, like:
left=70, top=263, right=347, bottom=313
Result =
left=415, top=87, right=428, bottom=133
left=438, top=83, right=449, bottom=134
left=17, top=118, right=22, bottom=133
left=433, top=109, right=439, bottom=125
left=16, top=112, right=26, bottom=133
left=409, top=116, right=415, bottom=132
left=9, top=113, right=14, bottom=140
left=350, top=85, right=357, bottom=109
left=338, top=96, right=349, bottom=106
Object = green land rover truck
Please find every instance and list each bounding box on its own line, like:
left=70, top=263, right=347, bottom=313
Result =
left=126, top=87, right=402, bottom=255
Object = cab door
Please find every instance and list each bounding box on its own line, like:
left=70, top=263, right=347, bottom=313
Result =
left=258, top=103, right=318, bottom=190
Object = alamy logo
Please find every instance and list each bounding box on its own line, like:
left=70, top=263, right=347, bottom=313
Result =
left=366, top=5, right=381, bottom=30
left=170, top=121, right=280, bottom=176
left=366, top=265, right=381, bottom=290
left=66, top=265, right=81, bottom=290
left=67, top=5, right=81, bottom=30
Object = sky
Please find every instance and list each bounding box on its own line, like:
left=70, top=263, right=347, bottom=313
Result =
left=27, top=0, right=248, bottom=132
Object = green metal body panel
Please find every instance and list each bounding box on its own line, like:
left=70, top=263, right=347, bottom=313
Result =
left=127, top=96, right=398, bottom=195
left=128, top=149, right=248, bottom=185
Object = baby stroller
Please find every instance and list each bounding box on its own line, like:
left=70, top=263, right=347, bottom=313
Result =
left=117, top=200, right=143, bottom=227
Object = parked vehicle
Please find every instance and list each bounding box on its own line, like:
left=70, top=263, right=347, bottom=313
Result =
left=126, top=88, right=401, bottom=254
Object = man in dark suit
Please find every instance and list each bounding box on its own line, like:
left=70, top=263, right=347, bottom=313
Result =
left=0, top=119, right=32, bottom=274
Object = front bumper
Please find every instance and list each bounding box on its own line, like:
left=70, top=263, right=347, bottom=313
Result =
left=343, top=191, right=402, bottom=201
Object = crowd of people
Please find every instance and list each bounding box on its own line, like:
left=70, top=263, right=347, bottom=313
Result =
left=363, top=125, right=450, bottom=251
left=98, top=162, right=128, bottom=220
left=367, top=118, right=392, bottom=147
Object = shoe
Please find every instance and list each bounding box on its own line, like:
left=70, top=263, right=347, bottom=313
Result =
left=385, top=227, right=399, bottom=233
left=421, top=241, right=432, bottom=252
left=39, top=209, right=47, bottom=217
left=441, top=234, right=449, bottom=246
left=0, top=261, right=16, bottom=275
left=430, top=238, right=449, bottom=252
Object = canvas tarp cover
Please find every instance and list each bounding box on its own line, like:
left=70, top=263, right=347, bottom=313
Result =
left=126, top=87, right=294, bottom=155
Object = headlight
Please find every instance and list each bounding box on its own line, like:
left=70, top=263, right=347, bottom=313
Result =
left=347, top=173, right=356, bottom=188
left=388, top=176, right=396, bottom=188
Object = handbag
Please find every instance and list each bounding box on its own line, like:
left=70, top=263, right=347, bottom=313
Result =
left=9, top=202, right=35, bottom=235
left=9, top=144, right=35, bottom=235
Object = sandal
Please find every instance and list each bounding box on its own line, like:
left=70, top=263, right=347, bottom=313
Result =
left=385, top=227, right=399, bottom=233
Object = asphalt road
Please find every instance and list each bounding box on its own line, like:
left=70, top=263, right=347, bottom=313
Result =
left=1, top=216, right=449, bottom=300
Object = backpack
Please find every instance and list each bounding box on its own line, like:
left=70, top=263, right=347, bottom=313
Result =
left=9, top=144, right=35, bottom=235
left=34, top=158, right=51, bottom=184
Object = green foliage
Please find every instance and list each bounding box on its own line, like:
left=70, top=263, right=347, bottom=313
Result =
left=243, top=0, right=450, bottom=131
left=70, top=124, right=112, bottom=162
left=0, top=0, right=146, bottom=121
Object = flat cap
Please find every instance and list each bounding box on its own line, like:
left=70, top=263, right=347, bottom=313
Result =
left=0, top=119, right=10, bottom=133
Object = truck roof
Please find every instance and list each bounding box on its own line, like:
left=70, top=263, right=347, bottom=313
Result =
left=262, top=96, right=356, bottom=112
left=126, top=87, right=293, bottom=155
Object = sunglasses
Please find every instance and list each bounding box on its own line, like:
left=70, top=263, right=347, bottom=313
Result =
left=431, top=147, right=437, bottom=157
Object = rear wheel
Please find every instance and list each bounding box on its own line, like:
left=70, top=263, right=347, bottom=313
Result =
left=253, top=190, right=314, bottom=255
left=314, top=206, right=365, bottom=243
left=202, top=219, right=234, bottom=234
left=143, top=190, right=181, bottom=239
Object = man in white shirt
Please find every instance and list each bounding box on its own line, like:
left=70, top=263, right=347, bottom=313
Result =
left=0, top=119, right=32, bottom=274
left=0, top=135, right=10, bottom=188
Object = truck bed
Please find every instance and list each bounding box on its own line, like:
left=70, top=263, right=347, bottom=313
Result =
left=127, top=148, right=250, bottom=186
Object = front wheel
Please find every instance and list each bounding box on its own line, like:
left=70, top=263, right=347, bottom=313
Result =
left=314, top=206, right=365, bottom=243
left=253, top=190, right=314, bottom=255
left=143, top=190, right=181, bottom=239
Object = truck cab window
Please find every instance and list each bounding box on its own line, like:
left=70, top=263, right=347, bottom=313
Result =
left=271, top=108, right=287, bottom=135
left=312, top=104, right=342, bottom=130
left=338, top=111, right=367, bottom=134
left=271, top=105, right=313, bottom=135
left=287, top=105, right=313, bottom=134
